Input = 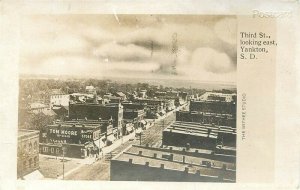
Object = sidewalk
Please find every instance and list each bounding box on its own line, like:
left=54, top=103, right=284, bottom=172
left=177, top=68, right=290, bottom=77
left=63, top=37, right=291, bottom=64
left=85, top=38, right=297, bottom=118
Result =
left=39, top=154, right=96, bottom=165
left=101, top=131, right=136, bottom=155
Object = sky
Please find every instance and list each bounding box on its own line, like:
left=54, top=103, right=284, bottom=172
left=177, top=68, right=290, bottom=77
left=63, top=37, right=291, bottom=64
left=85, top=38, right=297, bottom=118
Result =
left=20, top=15, right=237, bottom=84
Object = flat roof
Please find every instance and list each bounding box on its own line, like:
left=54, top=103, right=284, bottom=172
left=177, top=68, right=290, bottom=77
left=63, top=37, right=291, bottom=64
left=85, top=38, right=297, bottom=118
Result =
left=165, top=121, right=236, bottom=136
left=18, top=129, right=39, bottom=139
left=46, top=122, right=105, bottom=129
left=112, top=145, right=235, bottom=180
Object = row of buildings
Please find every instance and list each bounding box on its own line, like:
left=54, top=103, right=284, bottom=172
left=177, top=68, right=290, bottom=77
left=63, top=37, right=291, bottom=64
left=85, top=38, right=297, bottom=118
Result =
left=17, top=86, right=189, bottom=178
left=110, top=91, right=237, bottom=182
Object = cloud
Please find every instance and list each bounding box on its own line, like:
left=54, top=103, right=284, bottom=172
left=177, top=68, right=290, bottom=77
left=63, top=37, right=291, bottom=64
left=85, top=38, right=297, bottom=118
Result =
left=190, top=47, right=234, bottom=74
left=176, top=47, right=235, bottom=83
left=93, top=42, right=151, bottom=62
left=20, top=15, right=237, bottom=83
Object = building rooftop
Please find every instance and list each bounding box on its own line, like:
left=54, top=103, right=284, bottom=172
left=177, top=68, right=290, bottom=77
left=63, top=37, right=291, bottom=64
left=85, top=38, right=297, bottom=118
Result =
left=18, top=129, right=39, bottom=139
left=115, top=92, right=126, bottom=97
left=165, top=121, right=236, bottom=138
left=198, top=92, right=236, bottom=102
left=179, top=110, right=235, bottom=118
left=112, top=145, right=236, bottom=181
left=47, top=120, right=110, bottom=129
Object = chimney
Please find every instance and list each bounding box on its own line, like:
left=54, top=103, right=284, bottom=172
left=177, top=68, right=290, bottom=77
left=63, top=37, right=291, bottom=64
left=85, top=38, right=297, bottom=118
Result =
left=169, top=154, right=174, bottom=161
left=169, top=147, right=173, bottom=151
left=222, top=164, right=227, bottom=170
left=182, top=148, right=186, bottom=152
left=207, top=129, right=211, bottom=137
left=146, top=143, right=149, bottom=147
left=196, top=170, right=201, bottom=175
left=184, top=167, right=189, bottom=173
left=153, top=153, right=157, bottom=158
left=195, top=149, right=199, bottom=153
left=182, top=156, right=186, bottom=163
left=160, top=164, right=164, bottom=169
left=138, top=151, right=142, bottom=155
left=129, top=158, right=133, bottom=163
left=145, top=162, right=149, bottom=166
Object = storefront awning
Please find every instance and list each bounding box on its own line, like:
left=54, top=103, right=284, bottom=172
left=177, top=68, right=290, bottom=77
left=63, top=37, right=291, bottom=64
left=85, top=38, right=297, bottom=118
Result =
left=94, top=139, right=106, bottom=149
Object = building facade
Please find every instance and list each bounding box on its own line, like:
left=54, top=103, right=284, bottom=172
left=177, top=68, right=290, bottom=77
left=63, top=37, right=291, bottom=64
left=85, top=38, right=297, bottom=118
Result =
left=111, top=145, right=236, bottom=182
left=68, top=103, right=123, bottom=136
left=162, top=121, right=236, bottom=150
left=39, top=120, right=112, bottom=158
left=17, top=130, right=40, bottom=179
left=50, top=94, right=70, bottom=108
left=176, top=111, right=236, bottom=128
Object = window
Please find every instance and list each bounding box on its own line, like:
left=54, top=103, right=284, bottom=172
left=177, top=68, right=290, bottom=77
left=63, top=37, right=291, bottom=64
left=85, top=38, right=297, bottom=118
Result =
left=34, top=156, right=37, bottom=167
left=34, top=141, right=38, bottom=151
left=56, top=148, right=60, bottom=154
left=51, top=148, right=54, bottom=153
left=28, top=142, right=32, bottom=152
left=29, top=158, right=32, bottom=168
left=43, top=147, right=48, bottom=153
left=23, top=161, right=26, bottom=169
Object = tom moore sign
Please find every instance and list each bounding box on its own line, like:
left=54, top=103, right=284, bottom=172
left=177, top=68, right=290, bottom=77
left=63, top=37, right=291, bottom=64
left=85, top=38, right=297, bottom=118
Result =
left=46, top=126, right=95, bottom=144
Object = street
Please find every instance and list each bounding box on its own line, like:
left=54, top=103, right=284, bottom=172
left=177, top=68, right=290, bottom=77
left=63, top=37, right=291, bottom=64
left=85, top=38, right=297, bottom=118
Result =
left=63, top=111, right=177, bottom=180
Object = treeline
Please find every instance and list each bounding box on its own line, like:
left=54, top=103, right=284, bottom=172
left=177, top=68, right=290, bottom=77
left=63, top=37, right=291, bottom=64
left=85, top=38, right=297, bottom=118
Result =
left=19, top=78, right=207, bottom=104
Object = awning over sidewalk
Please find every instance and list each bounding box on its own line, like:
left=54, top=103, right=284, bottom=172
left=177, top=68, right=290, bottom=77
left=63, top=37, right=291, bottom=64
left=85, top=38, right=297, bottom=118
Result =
left=94, top=139, right=106, bottom=149
left=23, top=170, right=44, bottom=180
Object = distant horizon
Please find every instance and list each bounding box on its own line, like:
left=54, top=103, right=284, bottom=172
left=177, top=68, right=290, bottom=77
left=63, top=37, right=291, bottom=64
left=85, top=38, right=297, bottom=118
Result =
left=19, top=73, right=236, bottom=90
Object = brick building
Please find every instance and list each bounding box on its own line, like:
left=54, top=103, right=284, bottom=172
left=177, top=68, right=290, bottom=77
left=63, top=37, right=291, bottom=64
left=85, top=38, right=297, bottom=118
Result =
left=132, top=98, right=165, bottom=119
left=176, top=111, right=236, bottom=128
left=68, top=103, right=123, bottom=137
left=50, top=94, right=70, bottom=108
left=190, top=100, right=236, bottom=115
left=17, top=130, right=40, bottom=179
left=110, top=145, right=236, bottom=182
left=162, top=121, right=236, bottom=151
left=39, top=120, right=112, bottom=158
left=122, top=102, right=145, bottom=122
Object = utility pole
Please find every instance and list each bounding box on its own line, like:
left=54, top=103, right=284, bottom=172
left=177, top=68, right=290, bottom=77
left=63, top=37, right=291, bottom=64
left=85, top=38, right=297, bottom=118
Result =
left=139, top=132, right=142, bottom=145
left=62, top=144, right=66, bottom=180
